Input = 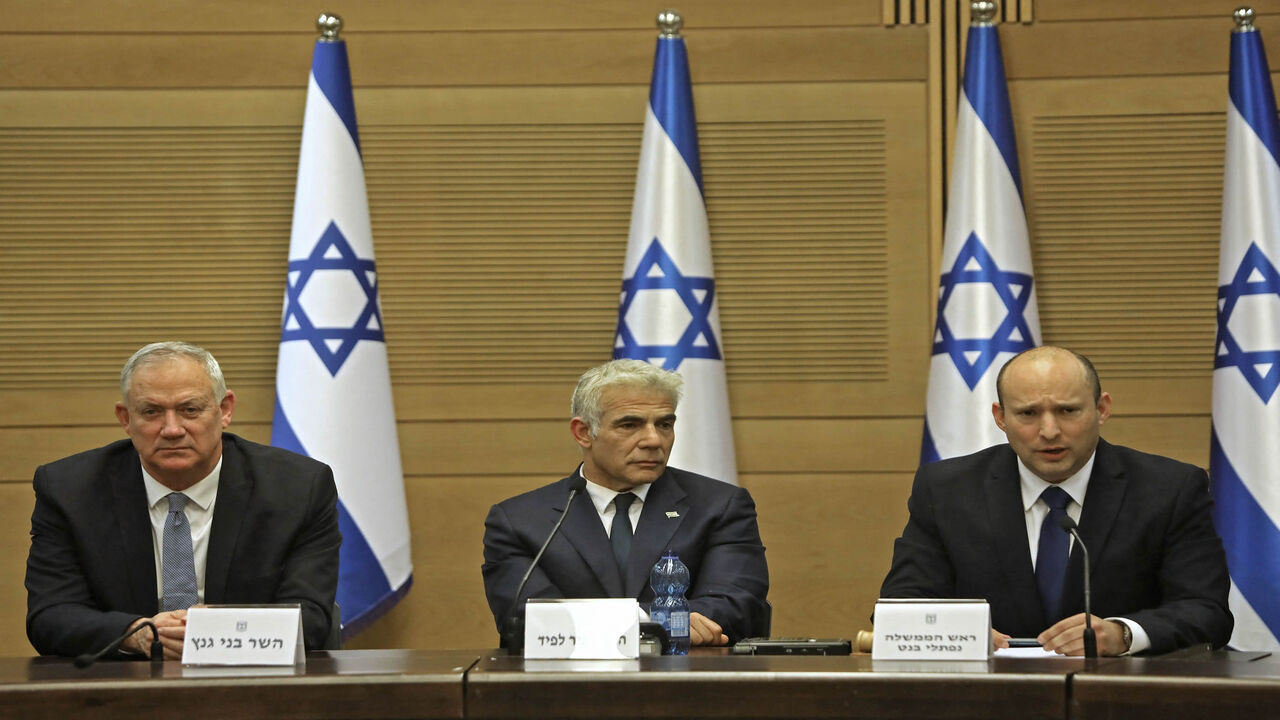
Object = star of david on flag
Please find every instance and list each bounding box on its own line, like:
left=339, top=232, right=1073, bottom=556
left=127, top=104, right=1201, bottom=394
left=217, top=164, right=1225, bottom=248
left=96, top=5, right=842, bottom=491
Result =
left=921, top=11, right=1040, bottom=465
left=1210, top=11, right=1280, bottom=651
left=1215, top=242, right=1280, bottom=402
left=281, top=221, right=385, bottom=377
left=615, top=237, right=722, bottom=370
left=271, top=25, right=413, bottom=639
left=933, top=232, right=1036, bottom=390
left=612, top=15, right=738, bottom=485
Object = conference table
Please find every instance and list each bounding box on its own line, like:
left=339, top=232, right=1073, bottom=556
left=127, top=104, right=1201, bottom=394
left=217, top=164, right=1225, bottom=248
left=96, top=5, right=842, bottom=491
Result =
left=0, top=649, right=476, bottom=720
left=2, top=647, right=1278, bottom=720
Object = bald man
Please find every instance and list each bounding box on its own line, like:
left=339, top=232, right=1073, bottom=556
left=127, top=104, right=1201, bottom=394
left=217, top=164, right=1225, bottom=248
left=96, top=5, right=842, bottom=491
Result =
left=880, top=346, right=1231, bottom=656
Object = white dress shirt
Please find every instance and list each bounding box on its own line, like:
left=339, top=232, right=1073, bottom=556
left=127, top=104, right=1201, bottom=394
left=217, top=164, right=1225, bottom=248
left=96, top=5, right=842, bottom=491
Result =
left=580, top=467, right=650, bottom=537
left=1014, top=451, right=1148, bottom=654
left=141, top=457, right=221, bottom=607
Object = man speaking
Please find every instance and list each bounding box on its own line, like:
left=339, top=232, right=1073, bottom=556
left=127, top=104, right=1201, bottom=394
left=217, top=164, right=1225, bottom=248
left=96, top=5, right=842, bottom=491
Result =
left=25, top=342, right=341, bottom=659
left=880, top=346, right=1232, bottom=655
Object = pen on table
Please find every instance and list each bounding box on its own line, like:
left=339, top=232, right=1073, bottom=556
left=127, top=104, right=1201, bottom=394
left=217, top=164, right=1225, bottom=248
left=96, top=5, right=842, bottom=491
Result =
left=1006, top=638, right=1043, bottom=648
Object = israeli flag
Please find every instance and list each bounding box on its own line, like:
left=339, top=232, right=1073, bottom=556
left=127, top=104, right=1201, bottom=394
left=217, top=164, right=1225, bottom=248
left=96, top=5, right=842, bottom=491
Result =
left=921, top=15, right=1040, bottom=464
left=1210, top=13, right=1280, bottom=651
left=613, top=24, right=738, bottom=484
left=271, top=33, right=412, bottom=636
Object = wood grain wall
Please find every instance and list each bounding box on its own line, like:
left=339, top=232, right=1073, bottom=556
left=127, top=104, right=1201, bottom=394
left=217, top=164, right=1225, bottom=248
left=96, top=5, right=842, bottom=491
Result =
left=0, top=0, right=1271, bottom=655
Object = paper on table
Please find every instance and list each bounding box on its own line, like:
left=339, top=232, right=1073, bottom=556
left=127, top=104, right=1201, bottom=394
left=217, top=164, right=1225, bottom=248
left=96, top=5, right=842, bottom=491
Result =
left=995, top=646, right=1082, bottom=659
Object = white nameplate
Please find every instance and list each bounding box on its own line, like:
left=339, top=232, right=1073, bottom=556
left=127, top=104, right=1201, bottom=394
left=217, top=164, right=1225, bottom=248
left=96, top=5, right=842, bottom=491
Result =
left=524, top=598, right=640, bottom=660
left=872, top=599, right=992, bottom=661
left=182, top=605, right=305, bottom=666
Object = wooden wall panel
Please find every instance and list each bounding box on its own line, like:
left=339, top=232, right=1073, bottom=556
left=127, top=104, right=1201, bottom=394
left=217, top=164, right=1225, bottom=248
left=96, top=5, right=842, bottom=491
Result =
left=0, top=0, right=1252, bottom=657
left=0, top=1, right=933, bottom=656
left=1036, top=0, right=1280, bottom=23
left=0, top=484, right=34, bottom=655
left=1007, top=73, right=1231, bottom=413
left=0, top=80, right=929, bottom=401
left=1, top=0, right=885, bottom=33
left=0, top=27, right=926, bottom=89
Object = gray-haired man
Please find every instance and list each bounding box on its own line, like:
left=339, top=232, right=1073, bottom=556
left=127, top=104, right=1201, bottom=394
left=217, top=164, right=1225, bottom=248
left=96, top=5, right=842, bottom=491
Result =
left=482, top=359, right=770, bottom=646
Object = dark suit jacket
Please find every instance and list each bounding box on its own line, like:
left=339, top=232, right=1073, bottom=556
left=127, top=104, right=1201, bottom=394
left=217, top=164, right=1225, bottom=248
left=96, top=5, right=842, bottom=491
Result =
left=482, top=466, right=769, bottom=643
left=26, top=433, right=341, bottom=657
left=879, top=439, right=1232, bottom=653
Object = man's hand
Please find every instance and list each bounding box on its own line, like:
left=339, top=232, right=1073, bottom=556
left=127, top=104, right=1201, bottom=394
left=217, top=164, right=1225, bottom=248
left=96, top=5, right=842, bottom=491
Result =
left=1038, top=614, right=1128, bottom=656
left=689, top=612, right=729, bottom=646
left=123, top=609, right=189, bottom=659
left=992, top=629, right=1011, bottom=650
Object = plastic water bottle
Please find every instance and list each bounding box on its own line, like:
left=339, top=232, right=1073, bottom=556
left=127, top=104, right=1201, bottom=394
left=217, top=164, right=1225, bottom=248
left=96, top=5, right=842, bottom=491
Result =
left=649, top=551, right=691, bottom=655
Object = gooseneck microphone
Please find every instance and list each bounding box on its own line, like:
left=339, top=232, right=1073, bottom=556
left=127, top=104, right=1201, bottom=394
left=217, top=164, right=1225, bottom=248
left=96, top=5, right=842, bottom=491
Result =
left=501, top=475, right=587, bottom=651
left=75, top=619, right=165, bottom=668
left=1055, top=514, right=1097, bottom=659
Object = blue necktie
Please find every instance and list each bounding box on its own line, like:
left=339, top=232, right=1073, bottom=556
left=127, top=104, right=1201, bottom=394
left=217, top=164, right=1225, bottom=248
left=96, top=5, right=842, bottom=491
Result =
left=610, top=493, right=637, bottom=586
left=1035, top=486, right=1073, bottom=623
left=161, top=493, right=199, bottom=612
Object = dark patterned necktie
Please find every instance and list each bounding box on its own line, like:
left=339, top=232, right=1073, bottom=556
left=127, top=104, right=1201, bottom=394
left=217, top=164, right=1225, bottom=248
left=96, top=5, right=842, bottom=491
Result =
left=161, top=493, right=198, bottom=611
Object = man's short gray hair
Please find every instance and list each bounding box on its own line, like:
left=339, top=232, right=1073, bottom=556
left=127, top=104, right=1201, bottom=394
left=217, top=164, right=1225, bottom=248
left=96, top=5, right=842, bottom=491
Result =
left=571, top=359, right=683, bottom=437
left=120, top=341, right=227, bottom=402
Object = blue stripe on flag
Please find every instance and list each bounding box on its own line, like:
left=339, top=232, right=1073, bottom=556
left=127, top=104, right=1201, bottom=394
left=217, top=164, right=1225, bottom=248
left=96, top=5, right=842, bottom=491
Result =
left=311, top=40, right=362, bottom=155
left=272, top=394, right=405, bottom=638
left=1210, top=428, right=1280, bottom=641
left=920, top=420, right=941, bottom=465
left=963, top=25, right=1022, bottom=197
left=335, top=499, right=398, bottom=636
left=649, top=36, right=704, bottom=195
left=1231, top=29, right=1280, bottom=166
left=270, top=395, right=308, bottom=456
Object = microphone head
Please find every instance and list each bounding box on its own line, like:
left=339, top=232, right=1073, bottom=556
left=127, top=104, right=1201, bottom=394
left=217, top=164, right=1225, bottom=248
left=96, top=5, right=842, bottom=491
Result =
left=1056, top=514, right=1078, bottom=532
left=73, top=653, right=95, bottom=669
left=567, top=475, right=587, bottom=493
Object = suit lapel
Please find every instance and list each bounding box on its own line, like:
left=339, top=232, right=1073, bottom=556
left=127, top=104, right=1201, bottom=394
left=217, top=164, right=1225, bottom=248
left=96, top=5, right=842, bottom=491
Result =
left=624, top=471, right=687, bottom=598
left=1063, top=439, right=1126, bottom=616
left=205, top=436, right=251, bottom=603
left=556, top=475, right=623, bottom=597
left=111, top=449, right=158, bottom=614
left=985, top=449, right=1046, bottom=631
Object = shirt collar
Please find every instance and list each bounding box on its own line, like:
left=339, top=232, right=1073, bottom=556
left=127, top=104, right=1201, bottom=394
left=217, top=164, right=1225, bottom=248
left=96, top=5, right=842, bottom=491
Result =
left=1017, top=449, right=1096, bottom=512
left=142, top=456, right=223, bottom=511
left=579, top=465, right=653, bottom=515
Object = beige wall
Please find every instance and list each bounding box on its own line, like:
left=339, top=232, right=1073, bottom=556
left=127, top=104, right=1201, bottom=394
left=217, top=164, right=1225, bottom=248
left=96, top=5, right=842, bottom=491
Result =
left=0, top=0, right=1270, bottom=655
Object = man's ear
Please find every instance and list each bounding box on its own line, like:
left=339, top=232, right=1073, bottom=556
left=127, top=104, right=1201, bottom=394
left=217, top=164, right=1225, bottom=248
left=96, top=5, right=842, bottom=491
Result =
left=991, top=401, right=1008, bottom=432
left=1096, top=392, right=1112, bottom=425
left=219, top=390, right=236, bottom=429
left=569, top=417, right=593, bottom=449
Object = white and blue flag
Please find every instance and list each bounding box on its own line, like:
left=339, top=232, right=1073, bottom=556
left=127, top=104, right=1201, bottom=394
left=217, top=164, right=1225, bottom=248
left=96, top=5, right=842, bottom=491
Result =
left=921, top=15, right=1040, bottom=464
left=613, top=24, right=737, bottom=484
left=1210, top=13, right=1280, bottom=651
left=271, top=32, right=412, bottom=636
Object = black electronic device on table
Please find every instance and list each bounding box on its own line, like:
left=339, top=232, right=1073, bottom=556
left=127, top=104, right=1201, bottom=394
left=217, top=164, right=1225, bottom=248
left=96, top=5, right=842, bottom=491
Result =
left=731, top=637, right=853, bottom=656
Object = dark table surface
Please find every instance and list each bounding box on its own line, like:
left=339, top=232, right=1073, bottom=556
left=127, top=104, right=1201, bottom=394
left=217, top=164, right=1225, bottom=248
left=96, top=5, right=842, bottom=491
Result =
left=0, top=649, right=480, bottom=720
left=6, top=647, right=1278, bottom=720
left=467, top=650, right=1090, bottom=719
left=1071, top=649, right=1280, bottom=719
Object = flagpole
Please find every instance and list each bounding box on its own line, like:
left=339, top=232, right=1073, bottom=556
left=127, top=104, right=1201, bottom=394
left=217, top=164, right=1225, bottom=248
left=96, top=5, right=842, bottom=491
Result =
left=1210, top=5, right=1280, bottom=652
left=920, top=0, right=1040, bottom=464
left=612, top=10, right=738, bottom=485
left=272, top=12, right=414, bottom=638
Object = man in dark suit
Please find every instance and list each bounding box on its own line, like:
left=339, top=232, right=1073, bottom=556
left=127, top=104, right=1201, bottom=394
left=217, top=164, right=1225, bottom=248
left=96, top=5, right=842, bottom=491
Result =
left=482, top=359, right=769, bottom=646
left=25, top=342, right=341, bottom=659
left=880, top=346, right=1232, bottom=656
